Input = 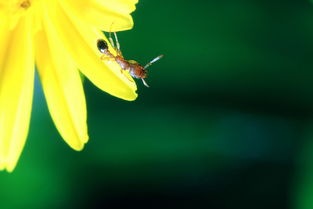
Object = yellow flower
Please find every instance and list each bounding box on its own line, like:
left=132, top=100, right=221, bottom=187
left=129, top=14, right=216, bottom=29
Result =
left=0, top=0, right=138, bottom=172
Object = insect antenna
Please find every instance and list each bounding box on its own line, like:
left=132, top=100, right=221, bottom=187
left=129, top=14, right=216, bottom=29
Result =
left=141, top=78, right=150, bottom=88
left=108, top=21, right=115, bottom=48
left=114, top=32, right=121, bottom=53
left=144, top=55, right=164, bottom=69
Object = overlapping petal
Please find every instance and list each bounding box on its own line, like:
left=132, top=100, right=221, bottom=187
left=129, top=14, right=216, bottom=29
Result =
left=35, top=4, right=88, bottom=150
left=52, top=0, right=137, bottom=101
left=63, top=0, right=138, bottom=32
left=0, top=15, right=34, bottom=172
left=0, top=0, right=139, bottom=172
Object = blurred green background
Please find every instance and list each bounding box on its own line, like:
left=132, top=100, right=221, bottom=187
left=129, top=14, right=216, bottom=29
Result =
left=1, top=0, right=313, bottom=208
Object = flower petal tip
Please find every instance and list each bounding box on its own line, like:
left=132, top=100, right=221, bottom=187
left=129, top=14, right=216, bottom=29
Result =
left=70, top=135, right=89, bottom=152
left=6, top=166, right=15, bottom=173
left=0, top=164, right=5, bottom=171
left=3, top=161, right=19, bottom=173
left=124, top=91, right=138, bottom=101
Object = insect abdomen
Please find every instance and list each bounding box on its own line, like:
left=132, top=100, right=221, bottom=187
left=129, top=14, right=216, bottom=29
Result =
left=115, top=56, right=130, bottom=71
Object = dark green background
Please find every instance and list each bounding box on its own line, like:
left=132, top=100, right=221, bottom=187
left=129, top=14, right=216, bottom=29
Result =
left=1, top=0, right=313, bottom=208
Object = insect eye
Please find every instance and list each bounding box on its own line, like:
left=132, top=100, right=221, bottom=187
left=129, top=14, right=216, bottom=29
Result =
left=97, top=39, right=108, bottom=53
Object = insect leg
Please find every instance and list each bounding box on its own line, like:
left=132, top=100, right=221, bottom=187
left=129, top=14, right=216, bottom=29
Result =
left=108, top=21, right=116, bottom=49
left=109, top=31, right=115, bottom=49
left=144, top=55, right=164, bottom=69
left=100, top=55, right=114, bottom=63
left=141, top=78, right=150, bottom=87
left=114, top=32, right=122, bottom=56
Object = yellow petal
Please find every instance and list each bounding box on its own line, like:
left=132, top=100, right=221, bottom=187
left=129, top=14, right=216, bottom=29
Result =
left=0, top=15, right=34, bottom=172
left=62, top=0, right=138, bottom=31
left=47, top=1, right=137, bottom=101
left=35, top=7, right=88, bottom=151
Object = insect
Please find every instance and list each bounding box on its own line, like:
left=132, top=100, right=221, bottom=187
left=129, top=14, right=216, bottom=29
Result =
left=97, top=32, right=163, bottom=87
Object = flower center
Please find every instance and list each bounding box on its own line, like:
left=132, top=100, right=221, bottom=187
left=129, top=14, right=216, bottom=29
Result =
left=1, top=0, right=36, bottom=30
left=20, top=0, right=31, bottom=9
